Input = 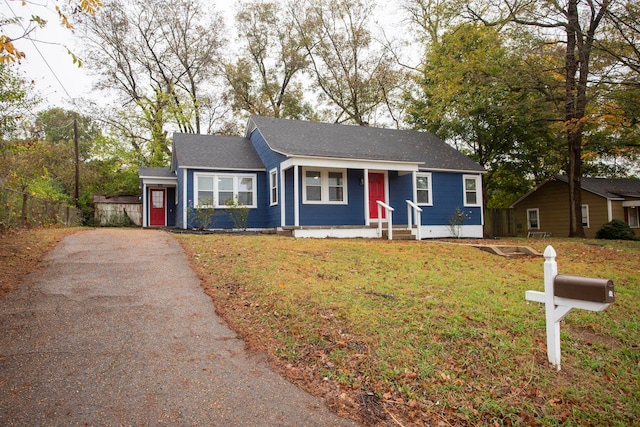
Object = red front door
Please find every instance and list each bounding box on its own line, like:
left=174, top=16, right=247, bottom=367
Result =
left=368, top=173, right=386, bottom=219
left=149, top=189, right=166, bottom=226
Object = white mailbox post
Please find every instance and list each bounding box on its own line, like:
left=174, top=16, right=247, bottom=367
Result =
left=525, top=245, right=615, bottom=371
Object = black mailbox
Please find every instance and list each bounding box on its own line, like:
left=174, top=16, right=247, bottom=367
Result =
left=554, top=275, right=615, bottom=303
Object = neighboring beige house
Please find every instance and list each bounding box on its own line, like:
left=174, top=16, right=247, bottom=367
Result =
left=510, top=175, right=640, bottom=238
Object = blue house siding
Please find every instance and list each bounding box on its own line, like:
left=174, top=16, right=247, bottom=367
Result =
left=250, top=129, right=287, bottom=169
left=175, top=167, right=185, bottom=228
left=421, top=172, right=482, bottom=226
left=166, top=187, right=177, bottom=227
left=388, top=172, right=413, bottom=225
left=284, top=168, right=295, bottom=226
left=250, top=129, right=287, bottom=229
left=298, top=169, right=365, bottom=226
left=181, top=168, right=269, bottom=229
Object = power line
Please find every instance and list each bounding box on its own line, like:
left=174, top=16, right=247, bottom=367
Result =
left=3, top=0, right=75, bottom=102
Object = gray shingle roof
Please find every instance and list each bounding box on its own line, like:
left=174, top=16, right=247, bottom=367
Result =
left=250, top=116, right=485, bottom=172
left=172, top=133, right=265, bottom=170
left=138, top=167, right=176, bottom=179
left=555, top=175, right=640, bottom=199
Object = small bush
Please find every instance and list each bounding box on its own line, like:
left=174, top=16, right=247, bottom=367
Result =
left=225, top=197, right=250, bottom=230
left=595, top=219, right=635, bottom=240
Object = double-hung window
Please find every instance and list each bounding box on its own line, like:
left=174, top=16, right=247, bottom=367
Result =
left=463, top=175, right=482, bottom=207
left=415, top=172, right=432, bottom=205
left=328, top=171, right=344, bottom=202
left=527, top=208, right=540, bottom=230
left=270, top=168, right=278, bottom=206
left=197, top=176, right=215, bottom=207
left=195, top=173, right=257, bottom=208
left=302, top=168, right=347, bottom=204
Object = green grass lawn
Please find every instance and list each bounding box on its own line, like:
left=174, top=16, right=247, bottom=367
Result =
left=177, top=234, right=640, bottom=426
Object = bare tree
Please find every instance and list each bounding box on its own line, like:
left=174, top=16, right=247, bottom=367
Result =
left=224, top=0, right=311, bottom=119
left=80, top=0, right=225, bottom=166
left=401, top=0, right=467, bottom=46
left=291, top=0, right=403, bottom=126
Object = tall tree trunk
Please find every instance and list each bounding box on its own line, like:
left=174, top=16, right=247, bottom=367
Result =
left=565, top=0, right=585, bottom=238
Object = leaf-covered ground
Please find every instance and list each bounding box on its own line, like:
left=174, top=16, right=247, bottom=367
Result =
left=3, top=229, right=637, bottom=425
left=177, top=234, right=640, bottom=426
left=0, top=227, right=78, bottom=300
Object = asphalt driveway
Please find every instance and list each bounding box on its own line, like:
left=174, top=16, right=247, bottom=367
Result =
left=0, top=229, right=356, bottom=426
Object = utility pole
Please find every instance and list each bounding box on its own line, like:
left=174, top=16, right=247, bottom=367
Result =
left=74, top=118, right=79, bottom=208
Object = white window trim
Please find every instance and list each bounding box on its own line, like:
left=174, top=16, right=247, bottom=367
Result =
left=302, top=167, right=348, bottom=205
left=194, top=172, right=257, bottom=209
left=415, top=172, right=433, bottom=206
left=269, top=168, right=278, bottom=206
left=527, top=208, right=540, bottom=230
left=463, top=174, right=482, bottom=207
left=581, top=204, right=590, bottom=228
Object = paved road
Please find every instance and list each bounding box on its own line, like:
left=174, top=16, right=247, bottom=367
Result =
left=0, top=229, right=356, bottom=426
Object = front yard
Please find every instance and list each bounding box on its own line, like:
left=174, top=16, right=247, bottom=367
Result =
left=177, top=234, right=639, bottom=426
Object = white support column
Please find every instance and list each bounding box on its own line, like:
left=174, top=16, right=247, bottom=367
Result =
left=294, top=166, right=300, bottom=227
left=543, top=245, right=561, bottom=370
left=412, top=171, right=417, bottom=207
left=280, top=168, right=286, bottom=227
left=182, top=169, right=188, bottom=229
left=364, top=169, right=370, bottom=226
left=142, top=183, right=148, bottom=227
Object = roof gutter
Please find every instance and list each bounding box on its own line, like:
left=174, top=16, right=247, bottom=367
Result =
left=281, top=155, right=420, bottom=172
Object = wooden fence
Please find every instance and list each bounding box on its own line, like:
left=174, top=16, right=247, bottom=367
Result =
left=0, top=186, right=81, bottom=229
left=484, top=208, right=518, bottom=238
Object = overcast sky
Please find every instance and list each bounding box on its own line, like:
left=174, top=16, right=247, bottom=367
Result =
left=2, top=0, right=409, bottom=111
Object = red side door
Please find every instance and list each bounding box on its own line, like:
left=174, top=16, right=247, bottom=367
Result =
left=368, top=173, right=386, bottom=219
left=149, top=189, right=166, bottom=227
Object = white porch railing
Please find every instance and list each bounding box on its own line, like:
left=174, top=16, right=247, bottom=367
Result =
left=406, top=200, right=423, bottom=240
left=376, top=200, right=395, bottom=240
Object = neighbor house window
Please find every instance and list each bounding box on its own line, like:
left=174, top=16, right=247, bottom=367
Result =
left=302, top=168, right=347, bottom=204
left=415, top=172, right=432, bottom=205
left=270, top=168, right=278, bottom=206
left=194, top=173, right=257, bottom=208
left=628, top=207, right=639, bottom=228
left=527, top=208, right=540, bottom=230
left=463, top=175, right=481, bottom=207
left=581, top=204, right=590, bottom=228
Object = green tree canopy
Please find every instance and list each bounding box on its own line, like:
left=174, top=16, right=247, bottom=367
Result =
left=406, top=23, right=561, bottom=207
